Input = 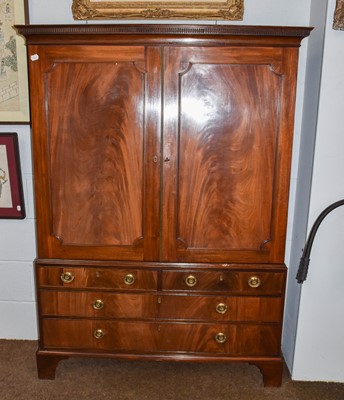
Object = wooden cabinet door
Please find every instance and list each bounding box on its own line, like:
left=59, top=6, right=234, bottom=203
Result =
left=28, top=45, right=162, bottom=261
left=162, top=46, right=299, bottom=264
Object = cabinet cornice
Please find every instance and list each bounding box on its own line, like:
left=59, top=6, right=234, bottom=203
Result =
left=15, top=24, right=312, bottom=47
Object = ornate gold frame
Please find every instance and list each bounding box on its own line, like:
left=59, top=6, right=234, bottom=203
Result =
left=334, top=0, right=344, bottom=30
left=72, top=0, right=244, bottom=20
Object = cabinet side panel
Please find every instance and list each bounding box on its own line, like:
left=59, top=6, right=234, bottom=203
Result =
left=46, top=62, right=144, bottom=246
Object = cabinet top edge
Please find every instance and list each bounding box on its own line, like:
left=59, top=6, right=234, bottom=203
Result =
left=15, top=24, right=312, bottom=41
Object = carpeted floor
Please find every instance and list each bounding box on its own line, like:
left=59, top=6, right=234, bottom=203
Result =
left=1, top=340, right=344, bottom=400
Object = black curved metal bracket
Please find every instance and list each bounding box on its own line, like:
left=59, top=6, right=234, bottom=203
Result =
left=296, top=199, right=344, bottom=284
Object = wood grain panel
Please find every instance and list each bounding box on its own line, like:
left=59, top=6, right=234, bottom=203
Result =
left=161, top=270, right=285, bottom=295
left=41, top=319, right=159, bottom=351
left=177, top=63, right=280, bottom=251
left=39, top=291, right=281, bottom=322
left=158, top=295, right=282, bottom=322
left=41, top=45, right=145, bottom=63
left=47, top=61, right=144, bottom=246
left=40, top=291, right=157, bottom=318
left=37, top=266, right=158, bottom=290
left=158, top=323, right=280, bottom=355
left=234, top=324, right=281, bottom=356
left=41, top=319, right=280, bottom=356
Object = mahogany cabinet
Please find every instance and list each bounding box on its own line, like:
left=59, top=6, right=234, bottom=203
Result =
left=17, top=24, right=311, bottom=386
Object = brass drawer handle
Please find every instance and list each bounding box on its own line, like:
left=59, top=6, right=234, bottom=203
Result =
left=215, top=332, right=227, bottom=344
left=93, top=329, right=105, bottom=339
left=248, top=276, right=261, bottom=288
left=216, top=303, right=228, bottom=314
left=123, top=273, right=136, bottom=286
left=185, top=275, right=198, bottom=287
left=92, top=299, right=104, bottom=310
left=60, top=272, right=75, bottom=284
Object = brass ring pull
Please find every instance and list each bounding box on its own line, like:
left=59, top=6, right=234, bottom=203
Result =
left=123, top=273, right=136, bottom=286
left=216, top=303, right=228, bottom=314
left=248, top=276, right=261, bottom=288
left=185, top=275, right=197, bottom=287
left=60, top=271, right=75, bottom=284
left=93, top=329, right=105, bottom=339
left=92, top=299, right=104, bottom=310
left=215, top=332, right=227, bottom=344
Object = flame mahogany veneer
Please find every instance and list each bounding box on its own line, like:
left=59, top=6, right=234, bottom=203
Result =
left=17, top=24, right=311, bottom=387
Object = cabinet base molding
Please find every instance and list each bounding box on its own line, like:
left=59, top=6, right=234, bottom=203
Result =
left=36, top=350, right=284, bottom=387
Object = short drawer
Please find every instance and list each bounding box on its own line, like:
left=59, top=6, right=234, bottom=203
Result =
left=37, top=266, right=158, bottom=290
left=158, top=295, right=283, bottom=322
left=161, top=270, right=285, bottom=295
left=39, top=291, right=158, bottom=319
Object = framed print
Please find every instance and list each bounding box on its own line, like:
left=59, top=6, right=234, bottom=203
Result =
left=0, top=0, right=30, bottom=123
left=0, top=133, right=25, bottom=219
left=72, top=0, right=244, bottom=21
left=333, top=0, right=344, bottom=30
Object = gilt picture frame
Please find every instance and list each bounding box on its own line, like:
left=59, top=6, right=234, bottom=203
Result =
left=0, top=0, right=30, bottom=123
left=72, top=0, right=244, bottom=21
left=0, top=132, right=25, bottom=219
left=333, top=0, right=344, bottom=30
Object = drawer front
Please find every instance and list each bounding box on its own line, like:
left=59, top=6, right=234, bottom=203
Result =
left=41, top=319, right=159, bottom=352
left=37, top=266, right=158, bottom=290
left=162, top=270, right=285, bottom=295
left=158, top=295, right=283, bottom=322
left=41, top=319, right=280, bottom=356
left=158, top=323, right=281, bottom=356
left=39, top=291, right=158, bottom=319
left=39, top=291, right=282, bottom=322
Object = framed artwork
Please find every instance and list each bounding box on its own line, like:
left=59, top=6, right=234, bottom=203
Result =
left=0, top=132, right=25, bottom=219
left=72, top=0, right=244, bottom=21
left=333, top=0, right=344, bottom=30
left=0, top=0, right=30, bottom=123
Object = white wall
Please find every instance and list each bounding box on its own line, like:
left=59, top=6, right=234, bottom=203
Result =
left=2, top=0, right=313, bottom=370
left=282, top=0, right=328, bottom=370
left=0, top=124, right=37, bottom=339
left=292, top=0, right=344, bottom=382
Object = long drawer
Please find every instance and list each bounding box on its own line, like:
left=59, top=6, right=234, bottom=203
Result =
left=39, top=291, right=283, bottom=322
left=41, top=319, right=281, bottom=356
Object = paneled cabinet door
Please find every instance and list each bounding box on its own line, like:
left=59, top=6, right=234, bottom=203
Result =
left=28, top=45, right=162, bottom=261
left=161, top=46, right=299, bottom=264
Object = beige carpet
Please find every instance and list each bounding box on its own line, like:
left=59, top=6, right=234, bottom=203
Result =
left=1, top=340, right=343, bottom=399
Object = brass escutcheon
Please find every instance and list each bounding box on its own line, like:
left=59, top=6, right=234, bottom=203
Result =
left=60, top=271, right=75, bottom=284
left=123, top=273, right=136, bottom=286
left=93, top=329, right=105, bottom=339
left=248, top=276, right=261, bottom=288
left=215, top=332, right=227, bottom=344
left=92, top=299, right=104, bottom=310
left=185, top=275, right=198, bottom=287
left=216, top=303, right=228, bottom=314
